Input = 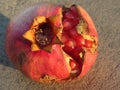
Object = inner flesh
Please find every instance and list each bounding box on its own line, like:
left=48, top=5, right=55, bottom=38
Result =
left=62, top=5, right=93, bottom=77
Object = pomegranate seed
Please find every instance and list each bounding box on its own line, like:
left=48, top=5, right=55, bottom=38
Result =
left=68, top=29, right=78, bottom=38
left=66, top=40, right=75, bottom=48
left=70, top=5, right=79, bottom=17
left=76, top=35, right=85, bottom=46
left=84, top=39, right=93, bottom=48
left=70, top=19, right=79, bottom=28
left=63, top=46, right=73, bottom=55
left=64, top=10, right=75, bottom=19
left=63, top=19, right=73, bottom=30
left=72, top=47, right=83, bottom=59
left=70, top=59, right=77, bottom=70
left=61, top=35, right=67, bottom=43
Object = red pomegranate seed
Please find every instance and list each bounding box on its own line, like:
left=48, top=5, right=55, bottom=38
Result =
left=65, top=39, right=75, bottom=49
left=64, top=10, right=75, bottom=19
left=70, top=5, right=79, bottom=16
left=63, top=19, right=73, bottom=30
left=75, top=35, right=85, bottom=46
left=84, top=39, right=93, bottom=48
left=63, top=46, right=73, bottom=55
left=72, top=47, right=83, bottom=59
left=72, top=19, right=80, bottom=27
left=70, top=59, right=77, bottom=70
left=68, top=29, right=77, bottom=38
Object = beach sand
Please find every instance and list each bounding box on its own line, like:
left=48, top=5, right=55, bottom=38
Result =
left=0, top=0, right=120, bottom=90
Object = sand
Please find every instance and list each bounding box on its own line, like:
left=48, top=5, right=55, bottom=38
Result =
left=0, top=0, right=120, bottom=90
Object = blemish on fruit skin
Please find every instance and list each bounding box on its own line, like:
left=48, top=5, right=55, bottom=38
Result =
left=18, top=53, right=26, bottom=65
left=5, top=3, right=98, bottom=83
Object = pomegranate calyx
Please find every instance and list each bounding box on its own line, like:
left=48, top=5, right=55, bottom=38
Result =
left=23, top=15, right=63, bottom=52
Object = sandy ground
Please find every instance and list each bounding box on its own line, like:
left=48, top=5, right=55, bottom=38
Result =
left=0, top=0, right=120, bottom=90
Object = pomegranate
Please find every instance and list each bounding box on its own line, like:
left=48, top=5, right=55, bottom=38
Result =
left=5, top=3, right=98, bottom=83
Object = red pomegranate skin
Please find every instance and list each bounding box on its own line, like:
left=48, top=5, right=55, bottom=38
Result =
left=5, top=3, right=98, bottom=82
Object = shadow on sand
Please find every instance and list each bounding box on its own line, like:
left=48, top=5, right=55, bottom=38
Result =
left=0, top=13, right=15, bottom=69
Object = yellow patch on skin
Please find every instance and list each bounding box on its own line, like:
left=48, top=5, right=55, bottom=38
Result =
left=82, top=34, right=94, bottom=41
left=76, top=19, right=94, bottom=41
left=62, top=49, right=72, bottom=73
left=39, top=75, right=56, bottom=83
left=76, top=19, right=87, bottom=35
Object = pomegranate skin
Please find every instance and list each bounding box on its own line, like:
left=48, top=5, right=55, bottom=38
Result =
left=5, top=3, right=98, bottom=83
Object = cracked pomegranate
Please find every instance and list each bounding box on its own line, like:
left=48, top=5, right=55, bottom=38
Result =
left=5, top=3, right=98, bottom=83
